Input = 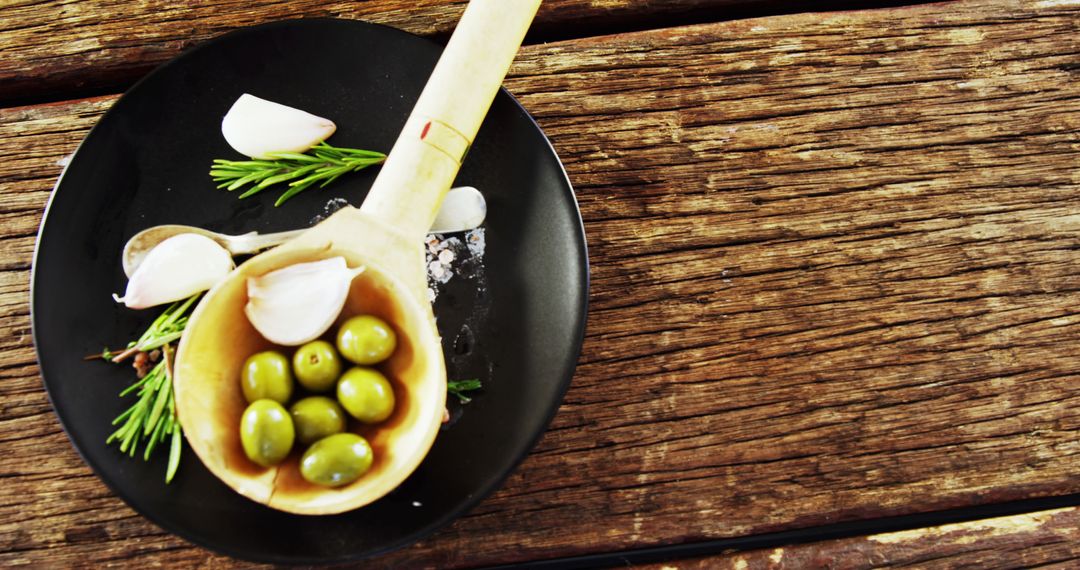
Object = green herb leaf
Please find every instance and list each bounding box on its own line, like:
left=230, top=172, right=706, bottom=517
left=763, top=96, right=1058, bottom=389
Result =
left=166, top=426, right=182, bottom=484
left=447, top=379, right=483, bottom=404
left=210, top=142, right=386, bottom=206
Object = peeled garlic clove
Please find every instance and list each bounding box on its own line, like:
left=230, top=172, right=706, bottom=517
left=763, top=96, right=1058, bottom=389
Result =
left=245, top=257, right=363, bottom=346
left=430, top=186, right=486, bottom=233
left=115, top=233, right=234, bottom=309
left=221, top=94, right=337, bottom=159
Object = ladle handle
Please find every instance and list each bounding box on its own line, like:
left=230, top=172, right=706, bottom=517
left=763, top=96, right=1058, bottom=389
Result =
left=359, top=0, right=541, bottom=239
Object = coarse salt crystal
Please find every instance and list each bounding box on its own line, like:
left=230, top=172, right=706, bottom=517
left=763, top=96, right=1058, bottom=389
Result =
left=428, top=260, right=446, bottom=279
left=465, top=228, right=486, bottom=259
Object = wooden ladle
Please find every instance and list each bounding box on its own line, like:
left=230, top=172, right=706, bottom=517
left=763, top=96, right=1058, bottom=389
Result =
left=174, top=0, right=541, bottom=515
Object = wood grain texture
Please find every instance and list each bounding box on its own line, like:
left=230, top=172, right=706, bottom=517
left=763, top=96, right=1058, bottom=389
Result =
left=2, top=0, right=1080, bottom=567
left=639, top=506, right=1080, bottom=569
left=0, top=0, right=785, bottom=104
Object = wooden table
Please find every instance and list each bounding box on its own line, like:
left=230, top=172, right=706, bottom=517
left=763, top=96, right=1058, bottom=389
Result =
left=3, top=0, right=1079, bottom=567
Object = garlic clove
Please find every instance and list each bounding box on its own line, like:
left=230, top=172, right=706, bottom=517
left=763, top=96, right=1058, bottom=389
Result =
left=221, top=94, right=337, bottom=159
left=115, top=233, right=235, bottom=309
left=430, top=186, right=486, bottom=233
left=244, top=257, right=363, bottom=346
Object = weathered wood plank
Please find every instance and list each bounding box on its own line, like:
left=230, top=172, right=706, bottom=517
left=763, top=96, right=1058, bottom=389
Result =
left=639, top=507, right=1080, bottom=569
left=0, top=0, right=805, bottom=104
left=2, top=0, right=1079, bottom=567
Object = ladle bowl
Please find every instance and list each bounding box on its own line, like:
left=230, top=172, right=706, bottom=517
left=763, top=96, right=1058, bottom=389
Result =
left=173, top=0, right=540, bottom=515
left=176, top=209, right=444, bottom=514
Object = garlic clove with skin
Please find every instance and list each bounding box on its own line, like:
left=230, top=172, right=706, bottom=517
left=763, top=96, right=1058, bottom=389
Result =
left=114, top=233, right=234, bottom=309
left=429, top=186, right=487, bottom=233
left=245, top=257, right=364, bottom=346
left=221, top=94, right=337, bottom=159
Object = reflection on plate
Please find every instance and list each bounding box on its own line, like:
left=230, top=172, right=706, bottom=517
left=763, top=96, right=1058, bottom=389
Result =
left=31, top=18, right=587, bottom=563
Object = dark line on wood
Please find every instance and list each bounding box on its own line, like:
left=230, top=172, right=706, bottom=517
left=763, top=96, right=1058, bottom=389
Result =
left=482, top=493, right=1080, bottom=570
left=0, top=0, right=951, bottom=108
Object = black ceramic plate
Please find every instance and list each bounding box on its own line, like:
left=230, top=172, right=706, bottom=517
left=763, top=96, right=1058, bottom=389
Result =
left=31, top=19, right=587, bottom=564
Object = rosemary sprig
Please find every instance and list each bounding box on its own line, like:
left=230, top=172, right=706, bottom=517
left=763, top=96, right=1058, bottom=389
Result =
left=210, top=142, right=386, bottom=206
left=101, top=294, right=199, bottom=483
left=101, top=293, right=198, bottom=363
left=447, top=379, right=483, bottom=404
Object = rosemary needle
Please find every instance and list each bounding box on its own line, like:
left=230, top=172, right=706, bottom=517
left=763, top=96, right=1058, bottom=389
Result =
left=210, top=142, right=386, bottom=206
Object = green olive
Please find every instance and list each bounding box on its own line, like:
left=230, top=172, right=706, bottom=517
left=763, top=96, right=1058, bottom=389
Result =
left=299, top=433, right=374, bottom=487
left=239, top=400, right=295, bottom=467
left=336, top=315, right=397, bottom=365
left=241, top=350, right=293, bottom=404
left=292, top=340, right=342, bottom=392
left=336, top=367, right=395, bottom=423
left=289, top=396, right=347, bottom=445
